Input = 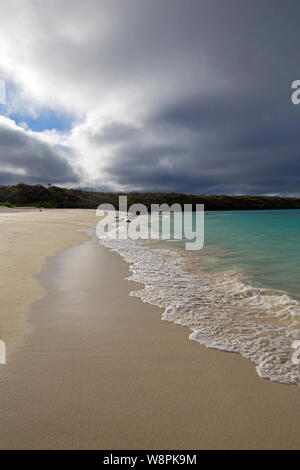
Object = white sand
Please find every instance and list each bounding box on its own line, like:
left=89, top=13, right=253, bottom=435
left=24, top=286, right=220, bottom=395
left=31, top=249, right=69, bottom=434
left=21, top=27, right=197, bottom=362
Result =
left=0, top=209, right=299, bottom=449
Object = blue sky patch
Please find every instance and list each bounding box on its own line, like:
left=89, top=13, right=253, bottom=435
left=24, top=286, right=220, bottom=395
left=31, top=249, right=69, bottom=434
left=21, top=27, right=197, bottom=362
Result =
left=9, top=108, right=75, bottom=132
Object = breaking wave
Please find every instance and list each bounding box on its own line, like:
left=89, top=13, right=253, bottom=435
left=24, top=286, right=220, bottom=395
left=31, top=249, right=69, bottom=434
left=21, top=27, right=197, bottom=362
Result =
left=99, top=227, right=300, bottom=385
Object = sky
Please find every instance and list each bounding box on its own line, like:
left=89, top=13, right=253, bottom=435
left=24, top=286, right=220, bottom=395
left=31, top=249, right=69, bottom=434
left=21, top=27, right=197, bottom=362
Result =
left=0, top=0, right=300, bottom=195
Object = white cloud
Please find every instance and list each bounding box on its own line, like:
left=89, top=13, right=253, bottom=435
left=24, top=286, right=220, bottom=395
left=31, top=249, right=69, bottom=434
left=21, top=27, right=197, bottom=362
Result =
left=0, top=0, right=300, bottom=194
left=0, top=116, right=79, bottom=185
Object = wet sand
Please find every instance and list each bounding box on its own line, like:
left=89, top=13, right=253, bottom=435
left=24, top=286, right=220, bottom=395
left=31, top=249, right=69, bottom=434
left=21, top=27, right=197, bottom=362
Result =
left=0, top=215, right=299, bottom=449
left=0, top=209, right=97, bottom=353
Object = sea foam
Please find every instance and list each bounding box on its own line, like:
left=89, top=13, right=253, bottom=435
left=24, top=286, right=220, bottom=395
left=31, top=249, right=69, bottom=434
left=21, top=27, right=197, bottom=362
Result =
left=99, top=220, right=300, bottom=385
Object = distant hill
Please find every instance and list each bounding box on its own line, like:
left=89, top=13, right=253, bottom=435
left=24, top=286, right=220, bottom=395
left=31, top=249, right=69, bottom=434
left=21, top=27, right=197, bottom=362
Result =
left=1, top=183, right=300, bottom=211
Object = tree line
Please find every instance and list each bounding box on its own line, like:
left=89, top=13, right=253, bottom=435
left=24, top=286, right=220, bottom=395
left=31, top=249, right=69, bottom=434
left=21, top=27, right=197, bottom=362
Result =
left=1, top=183, right=300, bottom=211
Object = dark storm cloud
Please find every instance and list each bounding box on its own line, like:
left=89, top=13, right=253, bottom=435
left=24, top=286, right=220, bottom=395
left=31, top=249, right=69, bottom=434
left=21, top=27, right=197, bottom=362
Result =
left=2, top=0, right=300, bottom=193
left=94, top=0, right=300, bottom=194
left=88, top=122, right=139, bottom=146
left=99, top=87, right=300, bottom=194
left=0, top=120, right=79, bottom=186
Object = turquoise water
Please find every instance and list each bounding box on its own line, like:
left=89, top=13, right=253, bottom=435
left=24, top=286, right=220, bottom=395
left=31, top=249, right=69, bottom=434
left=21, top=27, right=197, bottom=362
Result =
left=101, top=210, right=300, bottom=384
left=177, top=210, right=300, bottom=301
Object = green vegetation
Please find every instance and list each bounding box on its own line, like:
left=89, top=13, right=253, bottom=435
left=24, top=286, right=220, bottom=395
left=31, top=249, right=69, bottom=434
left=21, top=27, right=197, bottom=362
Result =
left=1, top=183, right=300, bottom=211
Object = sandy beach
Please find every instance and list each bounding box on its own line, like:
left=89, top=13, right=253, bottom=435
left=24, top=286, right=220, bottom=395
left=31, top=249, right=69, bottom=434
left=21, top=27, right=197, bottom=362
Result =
left=0, top=209, right=299, bottom=449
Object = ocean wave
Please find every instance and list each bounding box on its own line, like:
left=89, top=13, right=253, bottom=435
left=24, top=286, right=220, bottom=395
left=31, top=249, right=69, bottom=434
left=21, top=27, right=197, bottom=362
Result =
left=99, top=230, right=300, bottom=385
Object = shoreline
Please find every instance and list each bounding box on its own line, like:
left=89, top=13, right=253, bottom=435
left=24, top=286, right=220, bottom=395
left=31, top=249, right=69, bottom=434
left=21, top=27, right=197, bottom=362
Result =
left=101, top=229, right=300, bottom=386
left=0, top=209, right=98, bottom=356
left=0, top=210, right=299, bottom=449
